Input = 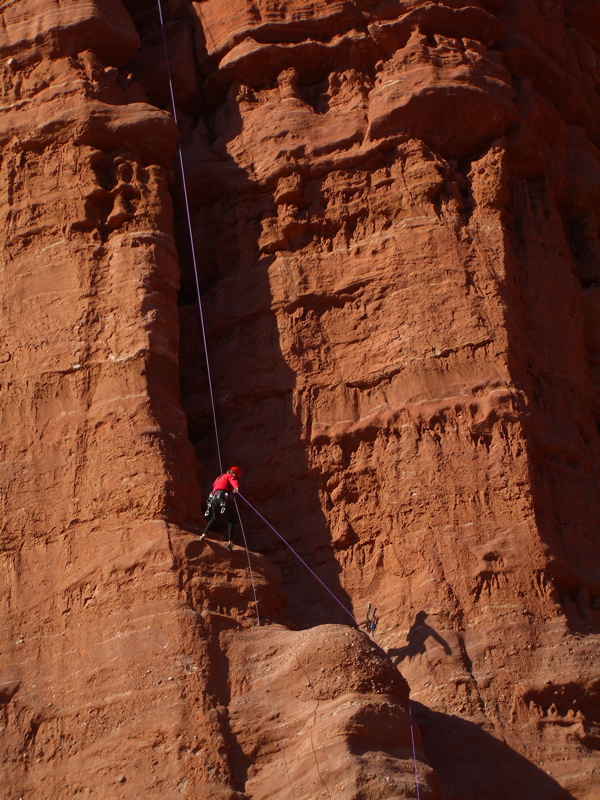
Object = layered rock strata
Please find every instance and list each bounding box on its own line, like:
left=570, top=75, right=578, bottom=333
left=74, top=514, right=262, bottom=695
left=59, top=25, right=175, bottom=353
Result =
left=2, top=1, right=600, bottom=799
left=0, top=2, right=438, bottom=799
left=141, top=0, right=599, bottom=798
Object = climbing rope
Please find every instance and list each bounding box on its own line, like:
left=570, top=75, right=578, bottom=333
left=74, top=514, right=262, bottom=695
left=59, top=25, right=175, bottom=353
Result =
left=235, top=498, right=297, bottom=799
left=156, top=3, right=422, bottom=793
left=366, top=602, right=378, bottom=636
left=408, top=701, right=422, bottom=800
left=239, top=492, right=423, bottom=795
left=156, top=0, right=223, bottom=474
left=156, top=3, right=295, bottom=795
left=238, top=492, right=361, bottom=628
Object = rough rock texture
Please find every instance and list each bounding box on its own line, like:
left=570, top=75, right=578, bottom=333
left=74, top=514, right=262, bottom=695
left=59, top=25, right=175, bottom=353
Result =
left=2, top=0, right=600, bottom=799
left=165, top=0, right=600, bottom=797
left=0, top=2, right=437, bottom=799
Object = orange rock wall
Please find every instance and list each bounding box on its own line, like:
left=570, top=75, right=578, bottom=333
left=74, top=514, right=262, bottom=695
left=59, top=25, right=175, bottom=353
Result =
left=0, top=2, right=438, bottom=799
left=1, top=1, right=600, bottom=799
left=165, top=0, right=600, bottom=797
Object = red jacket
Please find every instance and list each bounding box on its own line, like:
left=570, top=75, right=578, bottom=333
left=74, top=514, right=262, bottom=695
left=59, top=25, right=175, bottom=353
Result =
left=212, top=473, right=239, bottom=493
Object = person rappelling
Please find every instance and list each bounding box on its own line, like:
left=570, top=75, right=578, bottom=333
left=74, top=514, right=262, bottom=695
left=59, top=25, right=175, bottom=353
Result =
left=200, top=467, right=241, bottom=550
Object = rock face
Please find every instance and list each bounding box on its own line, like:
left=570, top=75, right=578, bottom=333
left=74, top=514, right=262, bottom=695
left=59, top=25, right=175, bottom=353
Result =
left=1, top=1, right=599, bottom=799
left=0, top=2, right=436, bottom=798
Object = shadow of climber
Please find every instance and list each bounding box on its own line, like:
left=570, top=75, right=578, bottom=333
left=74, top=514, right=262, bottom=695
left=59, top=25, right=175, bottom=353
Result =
left=388, top=611, right=452, bottom=665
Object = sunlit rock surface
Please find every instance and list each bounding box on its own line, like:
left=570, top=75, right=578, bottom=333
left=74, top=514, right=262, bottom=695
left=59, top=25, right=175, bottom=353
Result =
left=1, top=1, right=599, bottom=798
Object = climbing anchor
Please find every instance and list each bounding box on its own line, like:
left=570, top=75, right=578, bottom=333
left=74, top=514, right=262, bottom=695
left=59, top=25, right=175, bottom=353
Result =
left=366, top=602, right=378, bottom=636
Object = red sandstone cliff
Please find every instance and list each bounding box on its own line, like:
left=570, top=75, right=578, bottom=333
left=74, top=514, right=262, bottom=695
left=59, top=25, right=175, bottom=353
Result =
left=1, top=1, right=599, bottom=799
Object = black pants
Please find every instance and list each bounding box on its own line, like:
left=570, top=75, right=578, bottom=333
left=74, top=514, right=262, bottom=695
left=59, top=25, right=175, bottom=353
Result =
left=203, top=493, right=236, bottom=542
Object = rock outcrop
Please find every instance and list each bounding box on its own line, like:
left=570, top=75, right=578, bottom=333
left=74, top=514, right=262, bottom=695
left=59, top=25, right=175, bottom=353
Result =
left=1, top=1, right=599, bottom=799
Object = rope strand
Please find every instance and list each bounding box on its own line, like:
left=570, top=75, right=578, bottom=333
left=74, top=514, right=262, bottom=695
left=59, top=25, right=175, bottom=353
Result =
left=239, top=491, right=424, bottom=796
left=156, top=3, right=295, bottom=792
left=156, top=5, right=423, bottom=795
left=408, top=701, right=422, bottom=800
left=157, top=0, right=223, bottom=474
left=238, top=492, right=360, bottom=627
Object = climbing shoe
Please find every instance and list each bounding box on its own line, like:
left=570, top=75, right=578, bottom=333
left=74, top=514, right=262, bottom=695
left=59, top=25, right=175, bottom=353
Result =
left=226, top=541, right=232, bottom=552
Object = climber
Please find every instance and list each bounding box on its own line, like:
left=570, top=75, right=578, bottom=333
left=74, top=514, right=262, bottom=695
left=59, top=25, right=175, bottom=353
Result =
left=200, top=467, right=241, bottom=550
left=366, top=602, right=378, bottom=636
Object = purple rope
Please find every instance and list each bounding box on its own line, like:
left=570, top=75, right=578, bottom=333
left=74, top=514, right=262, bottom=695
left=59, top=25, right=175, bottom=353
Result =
left=157, top=0, right=223, bottom=474
left=157, top=9, right=295, bottom=794
left=408, top=701, right=422, bottom=800
left=240, top=493, right=423, bottom=797
left=157, top=8, right=422, bottom=795
left=238, top=493, right=360, bottom=627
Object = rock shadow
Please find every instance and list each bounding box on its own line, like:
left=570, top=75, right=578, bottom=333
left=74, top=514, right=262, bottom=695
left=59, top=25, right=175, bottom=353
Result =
left=388, top=611, right=452, bottom=665
left=503, top=176, right=600, bottom=636
left=414, top=701, right=577, bottom=800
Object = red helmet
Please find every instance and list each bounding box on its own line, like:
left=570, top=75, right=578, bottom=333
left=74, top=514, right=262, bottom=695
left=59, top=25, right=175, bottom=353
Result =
left=229, top=466, right=242, bottom=477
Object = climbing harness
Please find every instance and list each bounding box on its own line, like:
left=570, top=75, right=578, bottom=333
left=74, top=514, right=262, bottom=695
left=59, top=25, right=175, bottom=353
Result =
left=204, top=490, right=229, bottom=516
left=156, top=1, right=422, bottom=793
